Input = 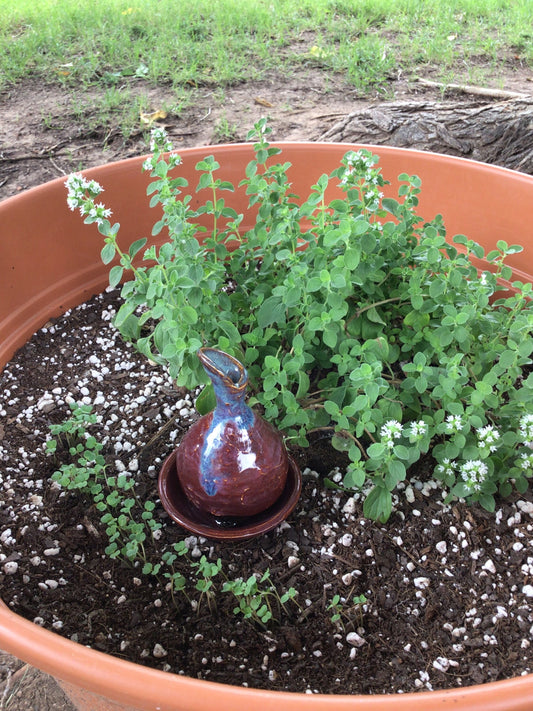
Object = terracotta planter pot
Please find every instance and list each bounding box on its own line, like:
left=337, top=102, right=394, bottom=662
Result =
left=1, top=144, right=533, bottom=710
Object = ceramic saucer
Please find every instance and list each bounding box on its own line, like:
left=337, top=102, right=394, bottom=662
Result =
left=158, top=453, right=302, bottom=541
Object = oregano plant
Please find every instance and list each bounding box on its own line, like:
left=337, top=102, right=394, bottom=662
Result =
left=65, top=118, right=533, bottom=522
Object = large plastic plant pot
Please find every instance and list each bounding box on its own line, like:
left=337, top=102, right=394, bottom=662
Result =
left=1, top=144, right=533, bottom=711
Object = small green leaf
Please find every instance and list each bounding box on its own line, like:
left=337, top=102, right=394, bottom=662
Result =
left=344, top=466, right=365, bottom=489
left=363, top=485, right=392, bottom=523
left=114, top=302, right=136, bottom=328
left=388, top=459, right=406, bottom=483
left=367, top=442, right=386, bottom=459
left=331, top=432, right=351, bottom=452
left=392, top=445, right=410, bottom=461
left=306, top=277, right=323, bottom=292
left=257, top=296, right=285, bottom=328
left=109, top=265, right=124, bottom=288
left=196, top=383, right=216, bottom=415
left=344, top=247, right=361, bottom=270
left=324, top=400, right=340, bottom=416
left=264, top=355, right=281, bottom=372
left=479, top=493, right=496, bottom=512
left=382, top=197, right=400, bottom=216
left=429, top=279, right=445, bottom=298
left=181, top=305, right=198, bottom=325
left=128, top=237, right=148, bottom=259
left=101, top=242, right=116, bottom=265
left=352, top=219, right=371, bottom=236
left=366, top=306, right=386, bottom=325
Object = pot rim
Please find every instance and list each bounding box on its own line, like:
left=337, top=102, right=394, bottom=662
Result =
left=2, top=139, right=532, bottom=209
left=1, top=597, right=532, bottom=710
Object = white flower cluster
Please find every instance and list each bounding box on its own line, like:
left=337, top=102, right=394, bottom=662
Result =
left=142, top=157, right=155, bottom=172
left=339, top=150, right=383, bottom=212
left=459, top=460, right=488, bottom=492
left=519, top=414, right=533, bottom=446
left=344, top=150, right=379, bottom=174
left=65, top=174, right=112, bottom=226
left=435, top=458, right=455, bottom=479
left=477, top=424, right=500, bottom=452
left=143, top=127, right=182, bottom=173
left=380, top=419, right=402, bottom=448
left=149, top=126, right=173, bottom=152
left=379, top=419, right=428, bottom=449
left=518, top=451, right=533, bottom=471
left=409, top=420, right=428, bottom=440
left=445, top=414, right=463, bottom=434
left=434, top=416, right=533, bottom=496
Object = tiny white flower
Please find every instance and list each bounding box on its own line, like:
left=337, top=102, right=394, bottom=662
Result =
left=67, top=196, right=80, bottom=211
left=95, top=203, right=112, bottom=218
left=409, top=420, right=428, bottom=438
left=445, top=414, right=463, bottom=433
left=519, top=452, right=533, bottom=471
left=168, top=152, right=182, bottom=168
left=478, top=425, right=500, bottom=452
left=459, top=460, right=488, bottom=492
left=86, top=179, right=103, bottom=195
left=436, top=458, right=455, bottom=478
left=65, top=173, right=86, bottom=192
left=519, top=414, right=533, bottom=444
left=380, top=419, right=402, bottom=447
left=150, top=126, right=173, bottom=152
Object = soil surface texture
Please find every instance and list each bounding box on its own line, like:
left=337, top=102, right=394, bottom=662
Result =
left=1, top=289, right=532, bottom=702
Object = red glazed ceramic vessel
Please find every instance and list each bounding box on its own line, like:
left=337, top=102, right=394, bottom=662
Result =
left=176, top=348, right=289, bottom=517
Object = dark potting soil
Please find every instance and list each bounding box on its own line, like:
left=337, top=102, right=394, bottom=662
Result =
left=1, top=288, right=532, bottom=696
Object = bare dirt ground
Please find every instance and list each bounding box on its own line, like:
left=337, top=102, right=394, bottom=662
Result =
left=0, top=653, right=74, bottom=711
left=0, top=64, right=532, bottom=710
left=1, top=64, right=531, bottom=202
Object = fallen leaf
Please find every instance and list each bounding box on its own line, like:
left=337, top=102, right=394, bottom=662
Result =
left=139, top=109, right=168, bottom=126
left=254, top=97, right=274, bottom=107
left=307, top=45, right=332, bottom=60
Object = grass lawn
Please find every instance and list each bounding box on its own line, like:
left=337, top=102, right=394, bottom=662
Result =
left=1, top=0, right=531, bottom=92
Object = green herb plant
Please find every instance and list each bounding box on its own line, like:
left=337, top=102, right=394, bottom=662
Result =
left=46, top=402, right=162, bottom=565
left=65, top=119, right=533, bottom=523
left=46, top=404, right=299, bottom=624
left=222, top=569, right=299, bottom=626
left=327, top=593, right=368, bottom=631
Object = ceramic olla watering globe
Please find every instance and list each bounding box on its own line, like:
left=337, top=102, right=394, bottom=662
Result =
left=159, top=348, right=302, bottom=539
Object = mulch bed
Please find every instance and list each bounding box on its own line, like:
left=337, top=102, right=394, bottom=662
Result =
left=1, top=288, right=532, bottom=695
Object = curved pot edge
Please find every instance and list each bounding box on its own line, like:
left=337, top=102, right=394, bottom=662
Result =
left=2, top=140, right=532, bottom=209
left=2, top=598, right=533, bottom=711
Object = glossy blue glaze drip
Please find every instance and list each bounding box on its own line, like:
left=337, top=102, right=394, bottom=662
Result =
left=198, top=349, right=255, bottom=496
